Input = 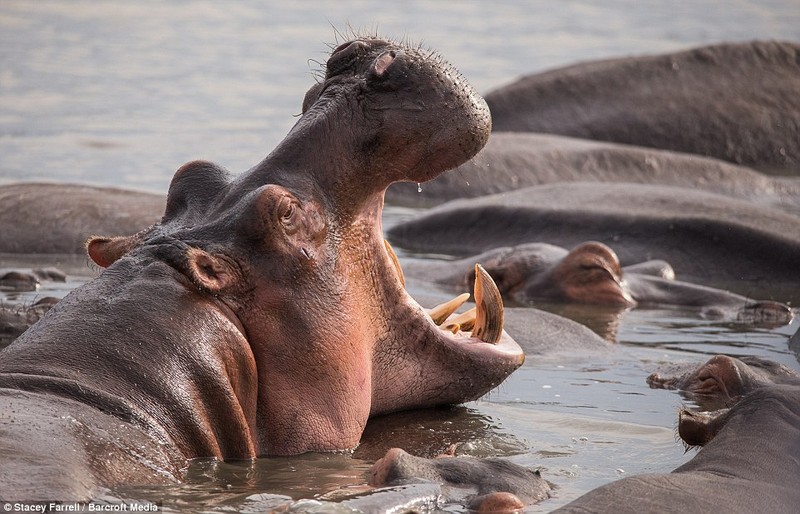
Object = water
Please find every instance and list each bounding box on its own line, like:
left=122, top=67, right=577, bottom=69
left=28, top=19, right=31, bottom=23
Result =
left=2, top=1, right=799, bottom=191
left=1, top=1, right=799, bottom=511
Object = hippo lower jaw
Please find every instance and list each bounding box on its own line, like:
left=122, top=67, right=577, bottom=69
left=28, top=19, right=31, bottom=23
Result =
left=370, top=248, right=524, bottom=418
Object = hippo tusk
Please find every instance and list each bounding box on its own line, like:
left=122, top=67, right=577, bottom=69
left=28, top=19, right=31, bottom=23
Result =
left=429, top=293, right=471, bottom=325
left=471, top=264, right=504, bottom=344
left=384, top=239, right=405, bottom=288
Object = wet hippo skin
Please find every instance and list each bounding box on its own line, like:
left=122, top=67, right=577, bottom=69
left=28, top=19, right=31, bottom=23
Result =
left=402, top=241, right=793, bottom=325
left=484, top=41, right=800, bottom=172
left=0, top=37, right=525, bottom=500
left=387, top=182, right=800, bottom=294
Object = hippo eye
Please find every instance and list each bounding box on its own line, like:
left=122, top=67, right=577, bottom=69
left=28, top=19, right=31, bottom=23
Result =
left=277, top=196, right=301, bottom=234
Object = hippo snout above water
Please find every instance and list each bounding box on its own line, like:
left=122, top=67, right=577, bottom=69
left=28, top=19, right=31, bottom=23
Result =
left=0, top=36, right=523, bottom=500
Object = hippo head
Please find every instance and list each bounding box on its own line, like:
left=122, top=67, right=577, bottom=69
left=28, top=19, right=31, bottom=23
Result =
left=476, top=242, right=636, bottom=307
left=87, top=37, right=523, bottom=456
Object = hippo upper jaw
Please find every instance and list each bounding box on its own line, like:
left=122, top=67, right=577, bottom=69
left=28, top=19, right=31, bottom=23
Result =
left=295, top=37, right=491, bottom=198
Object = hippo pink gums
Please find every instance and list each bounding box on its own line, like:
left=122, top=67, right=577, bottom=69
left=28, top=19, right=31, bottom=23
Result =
left=0, top=37, right=523, bottom=499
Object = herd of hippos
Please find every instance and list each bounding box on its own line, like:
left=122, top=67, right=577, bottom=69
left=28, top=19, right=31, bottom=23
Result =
left=0, top=37, right=799, bottom=512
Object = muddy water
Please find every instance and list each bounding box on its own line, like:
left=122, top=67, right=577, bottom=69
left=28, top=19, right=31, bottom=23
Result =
left=1, top=1, right=799, bottom=512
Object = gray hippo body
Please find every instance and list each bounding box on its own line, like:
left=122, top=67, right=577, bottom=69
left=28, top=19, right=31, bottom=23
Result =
left=387, top=132, right=800, bottom=212
left=402, top=241, right=792, bottom=325
left=484, top=41, right=800, bottom=172
left=0, top=183, right=164, bottom=254
left=0, top=37, right=526, bottom=500
left=388, top=182, right=800, bottom=297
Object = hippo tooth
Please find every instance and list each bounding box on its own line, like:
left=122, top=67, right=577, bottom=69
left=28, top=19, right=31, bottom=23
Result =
left=383, top=239, right=405, bottom=288
left=446, top=306, right=477, bottom=332
left=445, top=323, right=461, bottom=335
left=471, top=264, right=504, bottom=344
left=429, top=293, right=471, bottom=325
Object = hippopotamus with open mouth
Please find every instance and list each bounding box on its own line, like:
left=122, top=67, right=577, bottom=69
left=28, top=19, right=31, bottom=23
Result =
left=0, top=36, right=523, bottom=500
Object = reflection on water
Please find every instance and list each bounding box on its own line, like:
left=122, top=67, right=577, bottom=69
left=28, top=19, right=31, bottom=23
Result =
left=2, top=1, right=800, bottom=511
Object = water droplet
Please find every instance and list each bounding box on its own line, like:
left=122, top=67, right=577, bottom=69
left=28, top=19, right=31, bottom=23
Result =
left=417, top=183, right=422, bottom=193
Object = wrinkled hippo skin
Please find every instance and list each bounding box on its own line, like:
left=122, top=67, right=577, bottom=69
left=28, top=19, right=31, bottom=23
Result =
left=403, top=241, right=793, bottom=325
left=648, top=354, right=799, bottom=410
left=388, top=182, right=800, bottom=297
left=0, top=183, right=164, bottom=254
left=386, top=132, right=800, bottom=212
left=0, top=37, right=525, bottom=500
left=555, top=383, right=800, bottom=513
left=369, top=447, right=551, bottom=511
left=484, top=41, right=800, bottom=172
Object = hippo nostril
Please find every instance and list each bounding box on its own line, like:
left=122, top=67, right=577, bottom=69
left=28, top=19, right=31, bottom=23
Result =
left=374, top=50, right=396, bottom=76
left=327, top=39, right=373, bottom=78
left=331, top=39, right=369, bottom=58
left=331, top=40, right=356, bottom=55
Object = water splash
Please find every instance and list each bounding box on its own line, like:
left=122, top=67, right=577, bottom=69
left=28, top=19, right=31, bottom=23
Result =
left=417, top=183, right=422, bottom=193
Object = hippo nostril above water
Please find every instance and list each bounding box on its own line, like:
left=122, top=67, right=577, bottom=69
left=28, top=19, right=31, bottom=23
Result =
left=331, top=39, right=364, bottom=56
left=374, top=50, right=396, bottom=76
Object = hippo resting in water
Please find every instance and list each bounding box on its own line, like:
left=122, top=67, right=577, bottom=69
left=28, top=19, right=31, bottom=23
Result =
left=387, top=182, right=800, bottom=297
left=371, top=376, right=800, bottom=513
left=0, top=183, right=164, bottom=254
left=0, top=37, right=525, bottom=500
left=402, top=241, right=792, bottom=325
left=648, top=354, right=799, bottom=410
left=484, top=40, right=800, bottom=172
left=386, top=132, right=800, bottom=212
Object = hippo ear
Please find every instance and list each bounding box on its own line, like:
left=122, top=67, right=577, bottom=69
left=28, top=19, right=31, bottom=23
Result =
left=678, top=408, right=730, bottom=447
left=87, top=235, right=141, bottom=268
left=185, top=247, right=239, bottom=293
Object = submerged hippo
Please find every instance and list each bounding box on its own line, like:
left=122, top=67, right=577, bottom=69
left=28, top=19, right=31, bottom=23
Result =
left=386, top=132, right=800, bottom=212
left=402, top=241, right=793, bottom=325
left=368, top=382, right=800, bottom=513
left=0, top=183, right=164, bottom=254
left=484, top=41, right=800, bottom=172
left=369, top=447, right=552, bottom=511
left=387, top=182, right=800, bottom=297
left=0, top=37, right=525, bottom=500
left=647, top=354, right=799, bottom=410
